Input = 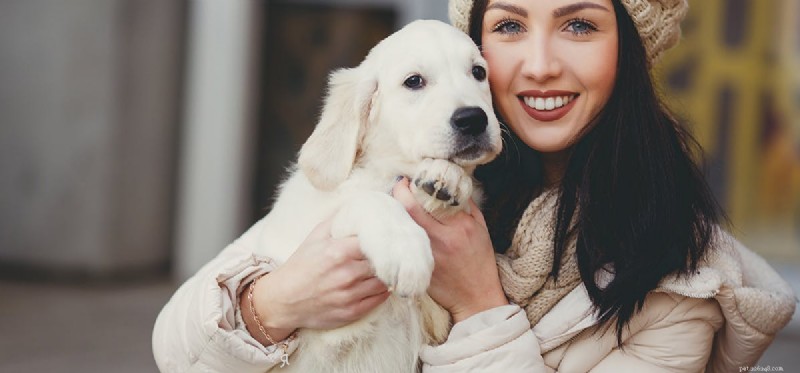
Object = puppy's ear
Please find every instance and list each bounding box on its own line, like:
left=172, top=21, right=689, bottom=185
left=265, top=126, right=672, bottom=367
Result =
left=299, top=66, right=376, bottom=190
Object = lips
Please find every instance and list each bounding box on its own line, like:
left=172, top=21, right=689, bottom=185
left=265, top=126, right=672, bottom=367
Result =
left=518, top=90, right=578, bottom=122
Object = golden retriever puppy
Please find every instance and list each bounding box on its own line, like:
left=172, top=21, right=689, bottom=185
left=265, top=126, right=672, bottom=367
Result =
left=255, top=19, right=501, bottom=373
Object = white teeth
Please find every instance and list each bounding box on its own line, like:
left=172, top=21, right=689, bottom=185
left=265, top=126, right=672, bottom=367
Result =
left=535, top=97, right=545, bottom=110
left=523, top=95, right=574, bottom=111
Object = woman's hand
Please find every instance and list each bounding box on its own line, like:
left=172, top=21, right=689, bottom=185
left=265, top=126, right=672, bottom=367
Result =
left=392, top=177, right=508, bottom=323
left=242, top=217, right=390, bottom=344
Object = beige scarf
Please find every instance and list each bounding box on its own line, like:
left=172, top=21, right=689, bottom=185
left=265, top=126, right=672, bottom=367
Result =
left=495, top=189, right=582, bottom=327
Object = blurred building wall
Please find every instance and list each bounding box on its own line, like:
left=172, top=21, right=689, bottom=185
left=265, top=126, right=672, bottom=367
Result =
left=173, top=0, right=262, bottom=280
left=0, top=0, right=185, bottom=276
left=656, top=0, right=800, bottom=262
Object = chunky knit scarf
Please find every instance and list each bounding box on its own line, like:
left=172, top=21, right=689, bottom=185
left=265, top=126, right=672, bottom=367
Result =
left=495, top=189, right=582, bottom=327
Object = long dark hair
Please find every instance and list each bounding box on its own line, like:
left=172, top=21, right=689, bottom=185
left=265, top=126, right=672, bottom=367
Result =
left=471, top=0, right=722, bottom=343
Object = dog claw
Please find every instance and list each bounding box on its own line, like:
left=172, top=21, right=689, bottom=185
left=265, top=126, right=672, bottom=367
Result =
left=420, top=180, right=434, bottom=195
left=418, top=180, right=453, bottom=202
left=410, top=158, right=474, bottom=218
left=434, top=188, right=452, bottom=202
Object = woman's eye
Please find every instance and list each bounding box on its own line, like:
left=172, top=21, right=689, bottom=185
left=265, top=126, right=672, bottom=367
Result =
left=472, top=65, right=487, bottom=81
left=493, top=19, right=524, bottom=35
left=403, top=74, right=425, bottom=90
left=566, top=19, right=597, bottom=36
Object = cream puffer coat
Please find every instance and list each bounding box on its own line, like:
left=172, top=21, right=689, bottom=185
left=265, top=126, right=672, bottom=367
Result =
left=421, top=230, right=796, bottom=372
left=153, top=218, right=796, bottom=372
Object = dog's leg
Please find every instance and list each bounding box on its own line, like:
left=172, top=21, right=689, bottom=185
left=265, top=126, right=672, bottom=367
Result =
left=331, top=192, right=434, bottom=297
left=418, top=294, right=451, bottom=345
left=411, top=158, right=474, bottom=219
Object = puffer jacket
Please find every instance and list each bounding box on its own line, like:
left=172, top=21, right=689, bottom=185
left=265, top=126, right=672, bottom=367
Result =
left=420, top=230, right=797, bottom=372
left=153, top=219, right=796, bottom=372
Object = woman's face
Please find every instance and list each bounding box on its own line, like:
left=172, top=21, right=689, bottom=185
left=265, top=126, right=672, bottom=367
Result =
left=481, top=0, right=618, bottom=155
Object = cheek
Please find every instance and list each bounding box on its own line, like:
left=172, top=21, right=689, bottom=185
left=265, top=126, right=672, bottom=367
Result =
left=483, top=46, right=518, bottom=115
left=484, top=47, right=512, bottom=85
left=590, top=40, right=618, bottom=98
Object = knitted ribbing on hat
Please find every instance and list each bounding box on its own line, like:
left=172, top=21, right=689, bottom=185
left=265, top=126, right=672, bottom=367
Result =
left=495, top=189, right=581, bottom=327
left=621, top=0, right=688, bottom=64
left=447, top=0, right=689, bottom=66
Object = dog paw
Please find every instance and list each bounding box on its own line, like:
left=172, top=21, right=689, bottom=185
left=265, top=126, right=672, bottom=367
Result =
left=366, top=224, right=433, bottom=297
left=333, top=193, right=435, bottom=298
left=411, top=158, right=473, bottom=217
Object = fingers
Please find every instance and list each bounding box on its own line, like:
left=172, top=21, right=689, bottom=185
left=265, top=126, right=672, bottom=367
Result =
left=329, top=256, right=376, bottom=287
left=329, top=236, right=367, bottom=261
left=349, top=275, right=389, bottom=296
left=391, top=177, right=441, bottom=228
left=329, top=276, right=389, bottom=323
left=305, top=215, right=367, bottom=262
left=347, top=286, right=391, bottom=319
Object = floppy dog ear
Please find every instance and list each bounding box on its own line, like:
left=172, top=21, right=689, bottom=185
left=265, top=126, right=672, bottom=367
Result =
left=298, top=66, right=377, bottom=190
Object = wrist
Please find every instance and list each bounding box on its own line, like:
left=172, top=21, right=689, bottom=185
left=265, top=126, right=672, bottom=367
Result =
left=241, top=274, right=298, bottom=345
left=253, top=273, right=297, bottom=329
left=451, top=293, right=509, bottom=324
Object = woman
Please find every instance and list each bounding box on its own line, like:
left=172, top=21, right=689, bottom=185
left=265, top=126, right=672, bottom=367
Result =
left=153, top=0, right=796, bottom=372
left=399, top=0, right=796, bottom=371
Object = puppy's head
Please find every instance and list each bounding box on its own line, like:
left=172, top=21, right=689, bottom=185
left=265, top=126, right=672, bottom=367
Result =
left=299, top=20, right=501, bottom=190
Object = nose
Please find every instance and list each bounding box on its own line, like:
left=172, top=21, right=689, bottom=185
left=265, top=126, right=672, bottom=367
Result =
left=450, top=107, right=488, bottom=136
left=521, top=34, right=562, bottom=82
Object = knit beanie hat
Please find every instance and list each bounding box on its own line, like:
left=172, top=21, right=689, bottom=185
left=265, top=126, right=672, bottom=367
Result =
left=448, top=0, right=689, bottom=66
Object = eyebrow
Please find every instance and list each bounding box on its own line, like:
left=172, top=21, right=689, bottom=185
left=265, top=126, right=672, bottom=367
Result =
left=486, top=2, right=611, bottom=19
left=553, top=2, right=610, bottom=18
left=485, top=2, right=528, bottom=18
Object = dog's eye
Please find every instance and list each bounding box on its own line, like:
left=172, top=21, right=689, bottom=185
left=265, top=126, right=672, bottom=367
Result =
left=472, top=65, right=487, bottom=81
left=403, top=74, right=425, bottom=90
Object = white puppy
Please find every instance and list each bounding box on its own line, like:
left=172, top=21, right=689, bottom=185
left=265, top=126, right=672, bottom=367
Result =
left=254, top=20, right=501, bottom=372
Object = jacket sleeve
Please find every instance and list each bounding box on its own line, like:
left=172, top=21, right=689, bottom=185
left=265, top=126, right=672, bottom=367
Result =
left=590, top=295, right=724, bottom=373
left=420, top=305, right=553, bottom=373
left=152, top=218, right=298, bottom=373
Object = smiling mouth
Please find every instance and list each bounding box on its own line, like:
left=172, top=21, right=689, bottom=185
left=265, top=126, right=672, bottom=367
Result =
left=517, top=93, right=579, bottom=122
left=521, top=94, right=578, bottom=111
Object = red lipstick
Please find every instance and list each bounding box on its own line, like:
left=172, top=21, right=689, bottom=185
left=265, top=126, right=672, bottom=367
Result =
left=517, top=90, right=578, bottom=122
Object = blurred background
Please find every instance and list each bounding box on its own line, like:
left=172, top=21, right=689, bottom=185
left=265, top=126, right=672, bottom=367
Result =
left=0, top=0, right=797, bottom=371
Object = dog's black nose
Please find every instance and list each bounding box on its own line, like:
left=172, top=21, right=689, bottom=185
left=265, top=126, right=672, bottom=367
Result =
left=451, top=107, right=488, bottom=136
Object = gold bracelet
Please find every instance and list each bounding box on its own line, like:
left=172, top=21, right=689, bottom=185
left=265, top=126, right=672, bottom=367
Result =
left=247, top=274, right=279, bottom=346
left=247, top=274, right=295, bottom=367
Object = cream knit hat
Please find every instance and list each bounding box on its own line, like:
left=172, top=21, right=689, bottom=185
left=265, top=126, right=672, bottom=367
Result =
left=448, top=0, right=689, bottom=66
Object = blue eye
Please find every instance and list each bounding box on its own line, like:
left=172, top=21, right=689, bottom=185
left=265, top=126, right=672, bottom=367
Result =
left=566, top=18, right=597, bottom=35
left=493, top=19, right=524, bottom=35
